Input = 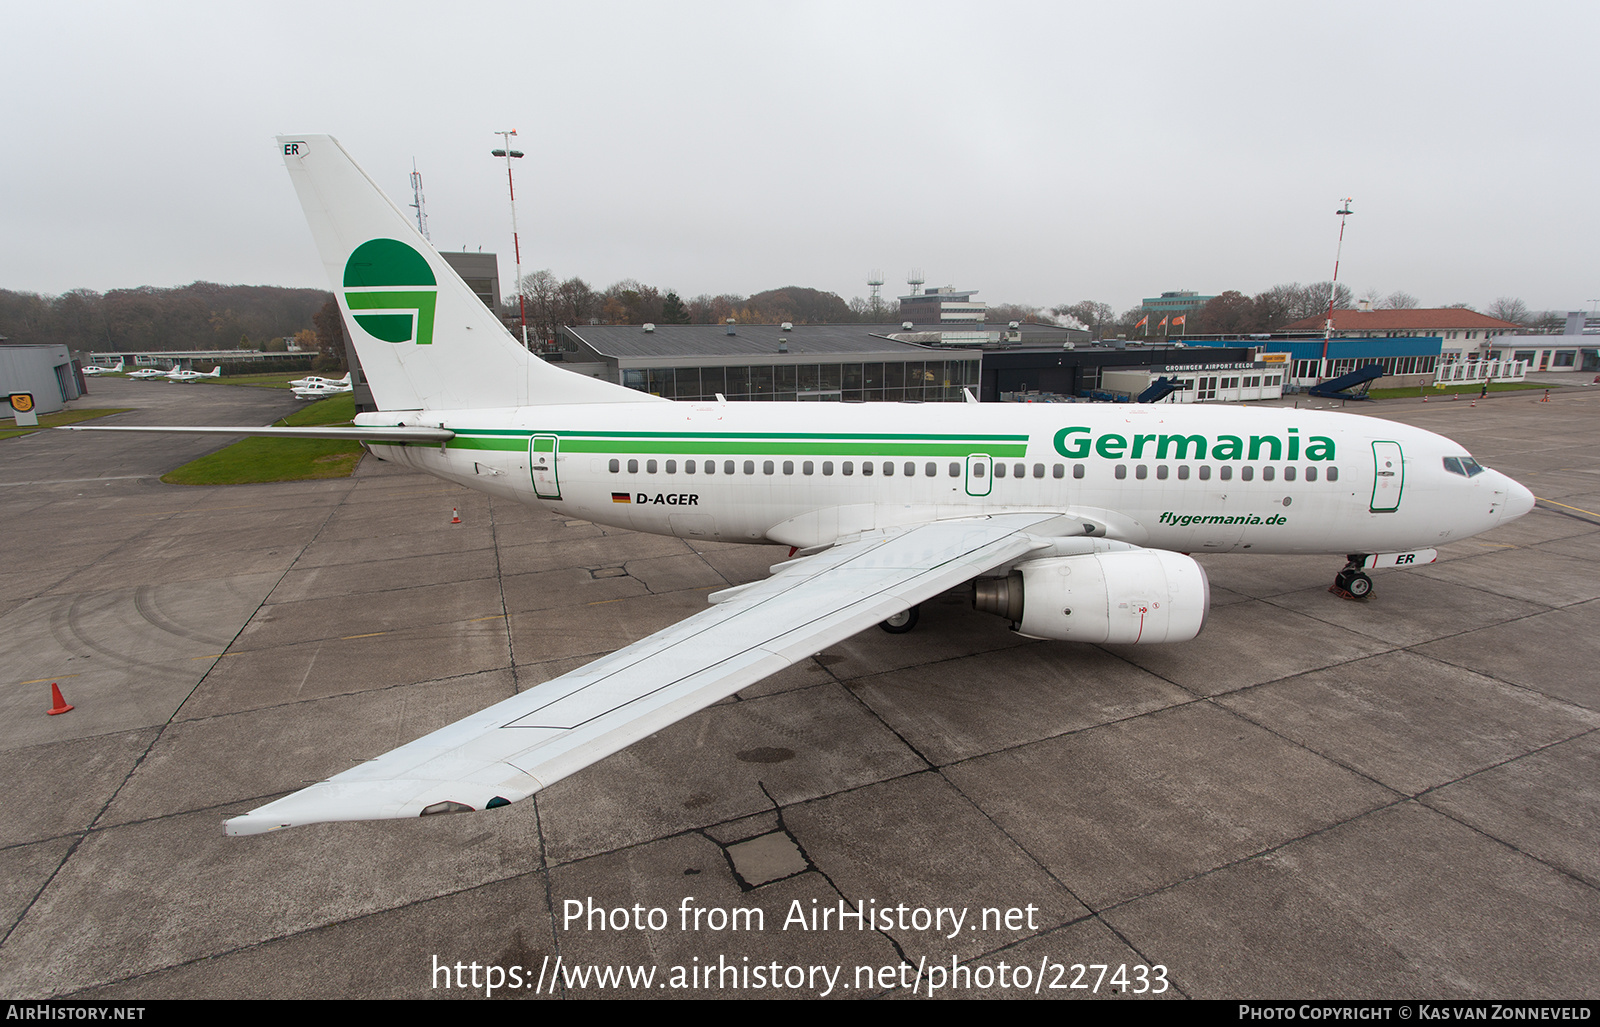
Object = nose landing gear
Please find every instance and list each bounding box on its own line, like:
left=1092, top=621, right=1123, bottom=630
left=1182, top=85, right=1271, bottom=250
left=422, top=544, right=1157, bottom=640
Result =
left=1330, top=555, right=1373, bottom=600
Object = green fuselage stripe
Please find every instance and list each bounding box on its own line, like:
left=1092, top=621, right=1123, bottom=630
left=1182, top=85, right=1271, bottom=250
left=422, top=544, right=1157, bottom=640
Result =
left=442, top=428, right=1030, bottom=458
left=445, top=435, right=1027, bottom=457
left=453, top=429, right=1029, bottom=442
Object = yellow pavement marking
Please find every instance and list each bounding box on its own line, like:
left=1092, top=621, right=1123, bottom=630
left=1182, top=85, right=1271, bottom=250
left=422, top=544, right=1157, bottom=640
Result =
left=1537, top=498, right=1600, bottom=518
left=19, top=674, right=81, bottom=685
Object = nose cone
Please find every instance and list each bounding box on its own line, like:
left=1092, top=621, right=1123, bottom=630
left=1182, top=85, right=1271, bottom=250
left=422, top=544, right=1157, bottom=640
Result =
left=1502, top=476, right=1536, bottom=523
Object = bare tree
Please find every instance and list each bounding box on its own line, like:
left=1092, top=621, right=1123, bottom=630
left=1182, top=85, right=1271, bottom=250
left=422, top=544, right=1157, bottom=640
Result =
left=1189, top=291, right=1259, bottom=335
left=1251, top=284, right=1301, bottom=329
left=1380, top=291, right=1420, bottom=310
left=1486, top=297, right=1531, bottom=326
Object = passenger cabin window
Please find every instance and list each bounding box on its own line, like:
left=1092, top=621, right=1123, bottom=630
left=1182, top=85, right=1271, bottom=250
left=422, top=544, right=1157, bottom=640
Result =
left=1241, top=466, right=1254, bottom=481
left=647, top=459, right=658, bottom=474
left=995, top=463, right=1007, bottom=478
left=609, top=459, right=620, bottom=473
left=803, top=461, right=814, bottom=475
left=1115, top=465, right=1127, bottom=480
left=627, top=459, right=639, bottom=473
left=1327, top=467, right=1339, bottom=482
left=1073, top=464, right=1085, bottom=479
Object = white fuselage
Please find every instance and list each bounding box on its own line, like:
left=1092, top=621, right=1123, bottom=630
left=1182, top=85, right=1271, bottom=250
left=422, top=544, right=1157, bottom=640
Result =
left=358, top=400, right=1531, bottom=557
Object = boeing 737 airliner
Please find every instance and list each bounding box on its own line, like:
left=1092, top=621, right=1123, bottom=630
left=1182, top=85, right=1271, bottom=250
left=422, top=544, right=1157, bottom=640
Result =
left=67, top=136, right=1536, bottom=835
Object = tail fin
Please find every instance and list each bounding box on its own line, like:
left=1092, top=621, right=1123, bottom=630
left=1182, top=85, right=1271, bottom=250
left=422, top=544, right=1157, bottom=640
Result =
left=278, top=135, right=654, bottom=412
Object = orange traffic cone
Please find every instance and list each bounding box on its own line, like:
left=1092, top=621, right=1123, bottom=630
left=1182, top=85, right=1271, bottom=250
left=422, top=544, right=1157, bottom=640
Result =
left=451, top=507, right=462, bottom=524
left=1541, top=390, right=1550, bottom=403
left=48, top=683, right=74, bottom=716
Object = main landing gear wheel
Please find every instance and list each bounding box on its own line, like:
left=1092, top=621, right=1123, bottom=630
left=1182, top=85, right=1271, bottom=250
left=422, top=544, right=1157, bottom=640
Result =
left=880, top=605, right=920, bottom=633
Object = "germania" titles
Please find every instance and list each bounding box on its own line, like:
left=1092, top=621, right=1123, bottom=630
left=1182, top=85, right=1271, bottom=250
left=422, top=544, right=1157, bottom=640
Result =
left=1053, top=426, right=1335, bottom=462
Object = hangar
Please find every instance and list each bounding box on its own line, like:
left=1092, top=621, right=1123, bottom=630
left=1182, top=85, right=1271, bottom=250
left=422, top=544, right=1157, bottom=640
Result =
left=0, top=342, right=84, bottom=416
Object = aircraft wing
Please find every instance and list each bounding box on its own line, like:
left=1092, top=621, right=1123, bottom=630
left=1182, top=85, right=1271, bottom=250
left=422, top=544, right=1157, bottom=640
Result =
left=224, top=512, right=1061, bottom=835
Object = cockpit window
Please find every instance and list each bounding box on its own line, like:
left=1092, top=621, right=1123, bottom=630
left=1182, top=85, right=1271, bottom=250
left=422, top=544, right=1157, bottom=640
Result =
left=1443, top=456, right=1486, bottom=477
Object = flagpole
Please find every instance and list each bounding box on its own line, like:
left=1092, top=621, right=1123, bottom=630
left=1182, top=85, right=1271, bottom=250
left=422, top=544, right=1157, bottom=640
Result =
left=1320, top=198, right=1354, bottom=381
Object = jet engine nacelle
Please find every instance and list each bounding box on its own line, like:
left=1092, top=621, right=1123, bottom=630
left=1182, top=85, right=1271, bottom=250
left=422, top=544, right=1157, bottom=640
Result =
left=973, top=549, right=1210, bottom=644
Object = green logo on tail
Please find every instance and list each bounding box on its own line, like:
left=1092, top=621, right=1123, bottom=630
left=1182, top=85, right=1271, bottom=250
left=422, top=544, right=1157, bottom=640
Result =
left=342, top=239, right=437, bottom=345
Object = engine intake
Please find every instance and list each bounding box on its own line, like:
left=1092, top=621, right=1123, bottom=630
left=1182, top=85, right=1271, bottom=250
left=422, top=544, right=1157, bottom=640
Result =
left=974, top=550, right=1209, bottom=644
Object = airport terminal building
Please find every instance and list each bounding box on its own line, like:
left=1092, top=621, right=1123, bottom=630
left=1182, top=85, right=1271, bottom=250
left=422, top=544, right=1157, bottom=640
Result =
left=559, top=322, right=1289, bottom=405
left=560, top=322, right=982, bottom=402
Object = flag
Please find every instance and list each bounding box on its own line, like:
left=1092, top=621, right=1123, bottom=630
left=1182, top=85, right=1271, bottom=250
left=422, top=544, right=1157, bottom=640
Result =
left=1173, top=315, right=1186, bottom=326
left=1158, top=316, right=1169, bottom=328
left=1134, top=315, right=1149, bottom=330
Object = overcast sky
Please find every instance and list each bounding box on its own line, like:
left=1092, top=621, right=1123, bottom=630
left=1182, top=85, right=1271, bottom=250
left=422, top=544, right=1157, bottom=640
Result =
left=6, top=1, right=1597, bottom=315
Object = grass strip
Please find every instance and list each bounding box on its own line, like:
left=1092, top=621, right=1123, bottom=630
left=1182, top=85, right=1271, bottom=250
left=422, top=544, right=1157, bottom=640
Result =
left=161, top=393, right=363, bottom=485
left=0, top=408, right=133, bottom=440
left=1366, top=381, right=1552, bottom=400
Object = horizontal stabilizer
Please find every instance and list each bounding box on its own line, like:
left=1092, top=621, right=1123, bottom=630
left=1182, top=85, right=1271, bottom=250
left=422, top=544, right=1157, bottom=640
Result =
left=58, top=424, right=454, bottom=442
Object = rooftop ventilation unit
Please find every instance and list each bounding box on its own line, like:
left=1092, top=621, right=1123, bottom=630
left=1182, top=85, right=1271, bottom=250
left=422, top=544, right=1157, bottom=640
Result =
left=902, top=321, right=914, bottom=330
left=781, top=322, right=793, bottom=331
left=642, top=323, right=655, bottom=332
left=726, top=318, right=736, bottom=336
